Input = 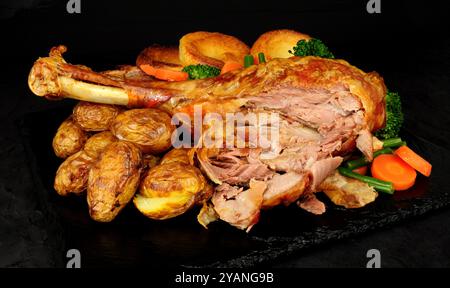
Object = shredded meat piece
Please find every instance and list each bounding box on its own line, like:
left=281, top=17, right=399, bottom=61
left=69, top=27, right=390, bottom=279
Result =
left=297, top=194, right=326, bottom=215
left=197, top=148, right=274, bottom=185
left=212, top=179, right=267, bottom=231
left=197, top=202, right=219, bottom=228
left=262, top=172, right=308, bottom=208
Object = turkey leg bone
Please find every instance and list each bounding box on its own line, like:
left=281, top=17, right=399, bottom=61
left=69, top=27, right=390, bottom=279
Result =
left=28, top=45, right=178, bottom=107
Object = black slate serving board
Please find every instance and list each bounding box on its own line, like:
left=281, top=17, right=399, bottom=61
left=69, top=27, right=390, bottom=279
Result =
left=18, top=104, right=450, bottom=268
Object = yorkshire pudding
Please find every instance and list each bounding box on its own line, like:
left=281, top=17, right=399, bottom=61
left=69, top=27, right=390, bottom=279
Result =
left=136, top=45, right=183, bottom=71
left=250, top=29, right=311, bottom=60
left=179, top=31, right=249, bottom=68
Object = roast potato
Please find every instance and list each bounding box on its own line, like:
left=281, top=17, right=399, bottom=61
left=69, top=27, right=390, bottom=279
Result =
left=52, top=117, right=87, bottom=158
left=54, top=150, right=94, bottom=196
left=83, top=131, right=117, bottom=158
left=110, top=108, right=174, bottom=154
left=73, top=101, right=121, bottom=131
left=87, top=141, right=142, bottom=222
left=179, top=31, right=250, bottom=68
left=250, top=29, right=311, bottom=60
left=160, top=148, right=190, bottom=165
left=134, top=162, right=212, bottom=220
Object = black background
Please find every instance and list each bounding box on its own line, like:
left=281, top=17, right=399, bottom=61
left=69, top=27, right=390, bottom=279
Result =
left=1, top=0, right=450, bottom=267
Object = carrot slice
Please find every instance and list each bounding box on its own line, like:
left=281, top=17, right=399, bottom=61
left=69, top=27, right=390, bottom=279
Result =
left=253, top=55, right=259, bottom=65
left=394, top=146, right=432, bottom=177
left=353, top=166, right=368, bottom=175
left=371, top=154, right=417, bottom=191
left=220, top=61, right=243, bottom=74
left=140, top=64, right=157, bottom=75
left=140, top=64, right=188, bottom=81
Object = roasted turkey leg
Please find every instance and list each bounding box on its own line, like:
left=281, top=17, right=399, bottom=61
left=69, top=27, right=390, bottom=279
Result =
left=28, top=45, right=386, bottom=132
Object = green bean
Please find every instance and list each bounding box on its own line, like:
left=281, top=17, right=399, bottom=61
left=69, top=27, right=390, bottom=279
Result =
left=382, top=138, right=406, bottom=149
left=345, top=148, right=393, bottom=170
left=338, top=167, right=394, bottom=194
left=244, top=55, right=254, bottom=67
left=258, top=52, right=266, bottom=63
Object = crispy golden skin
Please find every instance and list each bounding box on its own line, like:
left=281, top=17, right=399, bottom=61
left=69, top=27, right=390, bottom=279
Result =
left=320, top=171, right=378, bottom=208
left=250, top=29, right=311, bottom=60
left=87, top=141, right=142, bottom=222
left=179, top=31, right=250, bottom=68
left=197, top=202, right=219, bottom=228
left=110, top=108, right=174, bottom=154
left=134, top=162, right=212, bottom=220
left=163, top=57, right=386, bottom=132
left=160, top=148, right=191, bottom=165
left=73, top=101, right=121, bottom=131
left=54, top=150, right=94, bottom=196
left=83, top=131, right=117, bottom=158
left=52, top=117, right=87, bottom=158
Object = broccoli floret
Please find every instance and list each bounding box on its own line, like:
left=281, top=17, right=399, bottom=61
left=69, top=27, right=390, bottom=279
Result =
left=375, top=91, right=404, bottom=139
left=182, top=64, right=220, bottom=80
left=289, top=38, right=335, bottom=59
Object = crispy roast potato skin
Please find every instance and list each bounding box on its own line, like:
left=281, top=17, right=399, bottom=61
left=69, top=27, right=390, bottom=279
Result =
left=73, top=101, right=121, bottom=131
left=250, top=29, right=311, bottom=60
left=179, top=31, right=250, bottom=68
left=134, top=161, right=212, bottom=220
left=54, top=132, right=117, bottom=197
left=110, top=108, right=174, bottom=154
left=52, top=117, right=87, bottom=158
left=134, top=163, right=209, bottom=220
left=54, top=150, right=94, bottom=196
left=83, top=131, right=117, bottom=158
left=160, top=148, right=191, bottom=165
left=87, top=141, right=142, bottom=222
